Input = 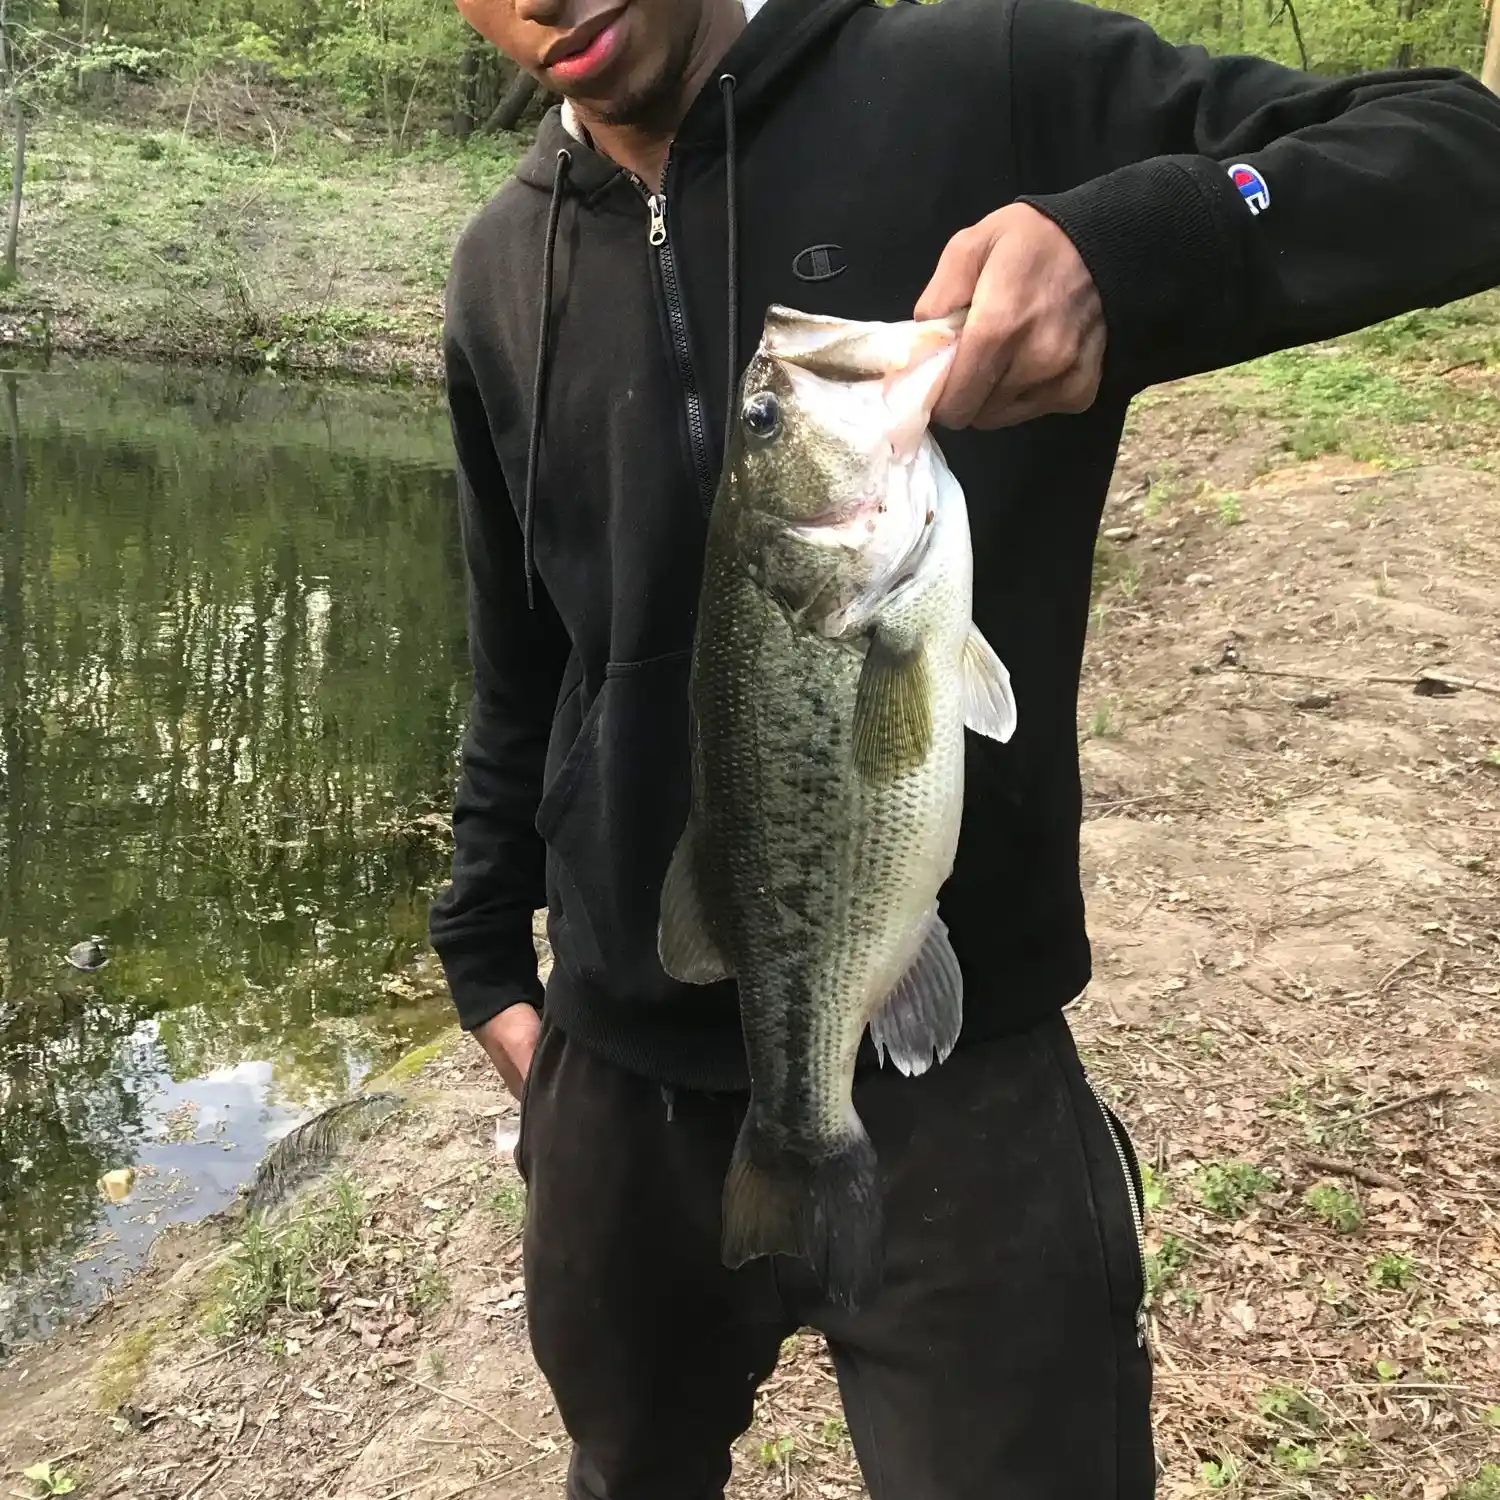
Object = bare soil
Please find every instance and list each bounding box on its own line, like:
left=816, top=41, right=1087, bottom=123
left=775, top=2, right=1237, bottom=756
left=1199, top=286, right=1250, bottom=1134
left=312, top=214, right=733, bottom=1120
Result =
left=1, top=348, right=1498, bottom=1499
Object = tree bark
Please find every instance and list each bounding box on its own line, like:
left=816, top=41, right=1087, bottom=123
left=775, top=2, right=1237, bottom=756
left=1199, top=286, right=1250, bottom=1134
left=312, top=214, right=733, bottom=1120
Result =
left=4, top=108, right=23, bottom=282
left=454, top=42, right=480, bottom=141
left=484, top=71, right=541, bottom=133
left=1483, top=0, right=1500, bottom=94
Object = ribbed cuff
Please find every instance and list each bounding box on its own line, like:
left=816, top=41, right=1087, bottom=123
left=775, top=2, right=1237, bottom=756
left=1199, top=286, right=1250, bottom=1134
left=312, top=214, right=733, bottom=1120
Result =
left=435, top=943, right=544, bottom=1033
left=1018, top=155, right=1242, bottom=388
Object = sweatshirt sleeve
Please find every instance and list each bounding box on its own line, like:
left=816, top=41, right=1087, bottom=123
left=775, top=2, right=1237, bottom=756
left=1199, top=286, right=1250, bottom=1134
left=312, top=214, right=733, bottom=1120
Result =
left=1006, top=0, right=1500, bottom=392
left=427, top=335, right=569, bottom=1033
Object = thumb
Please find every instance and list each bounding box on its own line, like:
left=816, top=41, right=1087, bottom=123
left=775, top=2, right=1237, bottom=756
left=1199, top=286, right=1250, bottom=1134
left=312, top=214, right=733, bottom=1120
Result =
left=914, top=219, right=997, bottom=321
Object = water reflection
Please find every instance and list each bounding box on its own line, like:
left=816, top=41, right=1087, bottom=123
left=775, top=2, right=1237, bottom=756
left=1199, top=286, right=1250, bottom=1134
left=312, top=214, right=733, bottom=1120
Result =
left=0, top=361, right=469, bottom=1347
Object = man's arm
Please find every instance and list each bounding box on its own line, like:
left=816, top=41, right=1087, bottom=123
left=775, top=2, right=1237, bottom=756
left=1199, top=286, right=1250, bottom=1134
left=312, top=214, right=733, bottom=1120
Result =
left=923, top=0, right=1500, bottom=423
left=428, top=336, right=569, bottom=1090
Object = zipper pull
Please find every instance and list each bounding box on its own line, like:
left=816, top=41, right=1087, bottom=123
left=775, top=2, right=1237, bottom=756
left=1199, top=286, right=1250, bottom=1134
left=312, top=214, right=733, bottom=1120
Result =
left=646, top=194, right=667, bottom=248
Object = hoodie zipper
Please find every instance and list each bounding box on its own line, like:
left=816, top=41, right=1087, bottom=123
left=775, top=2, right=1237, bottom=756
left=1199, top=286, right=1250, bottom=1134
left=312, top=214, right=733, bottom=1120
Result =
left=1085, top=1075, right=1149, bottom=1349
left=630, top=162, right=716, bottom=513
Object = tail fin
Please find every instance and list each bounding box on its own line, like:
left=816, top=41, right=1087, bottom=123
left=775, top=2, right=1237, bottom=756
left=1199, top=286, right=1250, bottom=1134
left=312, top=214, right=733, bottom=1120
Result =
left=721, top=1115, right=884, bottom=1311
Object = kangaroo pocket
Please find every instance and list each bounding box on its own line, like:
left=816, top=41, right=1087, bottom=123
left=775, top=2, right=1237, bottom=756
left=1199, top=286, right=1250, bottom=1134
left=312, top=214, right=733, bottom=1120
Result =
left=535, top=651, right=692, bottom=998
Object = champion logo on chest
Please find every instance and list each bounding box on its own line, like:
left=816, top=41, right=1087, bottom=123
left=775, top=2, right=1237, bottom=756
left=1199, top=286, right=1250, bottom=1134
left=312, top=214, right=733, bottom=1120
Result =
left=791, top=244, right=849, bottom=283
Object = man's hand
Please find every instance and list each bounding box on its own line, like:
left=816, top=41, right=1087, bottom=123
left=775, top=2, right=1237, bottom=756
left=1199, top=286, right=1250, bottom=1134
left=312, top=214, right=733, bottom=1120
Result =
left=915, top=204, right=1106, bottom=431
left=473, top=1004, right=542, bottom=1099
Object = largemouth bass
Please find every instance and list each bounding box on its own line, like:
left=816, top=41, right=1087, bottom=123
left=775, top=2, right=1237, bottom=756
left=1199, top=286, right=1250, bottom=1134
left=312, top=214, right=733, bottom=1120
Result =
left=658, top=306, right=1017, bottom=1309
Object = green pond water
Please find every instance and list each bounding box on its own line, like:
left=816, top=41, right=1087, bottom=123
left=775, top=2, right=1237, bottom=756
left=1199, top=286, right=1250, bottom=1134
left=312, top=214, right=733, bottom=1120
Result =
left=0, top=359, right=469, bottom=1353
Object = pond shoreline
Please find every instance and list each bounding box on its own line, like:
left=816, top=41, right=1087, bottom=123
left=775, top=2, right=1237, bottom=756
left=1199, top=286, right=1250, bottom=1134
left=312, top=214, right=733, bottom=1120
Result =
left=0, top=307, right=446, bottom=386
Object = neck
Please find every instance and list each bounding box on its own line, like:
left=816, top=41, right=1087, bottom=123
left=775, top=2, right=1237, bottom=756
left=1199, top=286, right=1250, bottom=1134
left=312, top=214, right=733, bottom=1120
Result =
left=575, top=0, right=744, bottom=184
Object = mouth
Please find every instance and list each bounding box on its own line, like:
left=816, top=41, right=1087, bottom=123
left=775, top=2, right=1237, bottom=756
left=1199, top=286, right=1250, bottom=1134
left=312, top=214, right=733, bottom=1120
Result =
left=543, top=6, right=629, bottom=85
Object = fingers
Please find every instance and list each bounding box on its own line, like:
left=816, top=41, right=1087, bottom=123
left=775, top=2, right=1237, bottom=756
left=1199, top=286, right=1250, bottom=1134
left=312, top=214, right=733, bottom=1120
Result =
left=914, top=219, right=996, bottom=322
left=919, top=204, right=1107, bottom=432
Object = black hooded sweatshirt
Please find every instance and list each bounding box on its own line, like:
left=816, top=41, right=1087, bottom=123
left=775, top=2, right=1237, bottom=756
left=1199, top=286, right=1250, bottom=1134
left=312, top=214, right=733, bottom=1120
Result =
left=430, top=0, right=1500, bottom=1091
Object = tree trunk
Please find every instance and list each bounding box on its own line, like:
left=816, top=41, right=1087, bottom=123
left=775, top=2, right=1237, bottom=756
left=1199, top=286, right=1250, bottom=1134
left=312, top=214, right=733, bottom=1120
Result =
left=454, top=42, right=480, bottom=141
left=484, top=71, right=541, bottom=133
left=1484, top=0, right=1500, bottom=94
left=4, top=107, right=23, bottom=283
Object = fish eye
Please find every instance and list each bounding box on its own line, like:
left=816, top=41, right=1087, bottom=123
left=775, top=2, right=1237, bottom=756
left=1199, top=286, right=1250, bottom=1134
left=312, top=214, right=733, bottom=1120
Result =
left=742, top=391, right=781, bottom=440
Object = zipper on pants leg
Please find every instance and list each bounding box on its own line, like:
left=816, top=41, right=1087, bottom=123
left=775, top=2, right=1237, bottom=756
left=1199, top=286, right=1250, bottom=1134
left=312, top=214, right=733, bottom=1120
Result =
left=1085, top=1075, right=1149, bottom=1349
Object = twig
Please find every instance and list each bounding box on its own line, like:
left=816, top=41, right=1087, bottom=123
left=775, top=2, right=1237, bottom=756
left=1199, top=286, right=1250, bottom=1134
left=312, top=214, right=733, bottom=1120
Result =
left=181, top=1457, right=226, bottom=1500
left=1303, top=1155, right=1407, bottom=1192
left=399, top=1374, right=549, bottom=1452
left=1437, top=357, right=1486, bottom=377
left=433, top=1448, right=553, bottom=1500
left=180, top=1338, right=244, bottom=1373
left=1373, top=950, right=1426, bottom=994
left=1352, top=1085, right=1451, bottom=1123
left=1232, top=664, right=1500, bottom=699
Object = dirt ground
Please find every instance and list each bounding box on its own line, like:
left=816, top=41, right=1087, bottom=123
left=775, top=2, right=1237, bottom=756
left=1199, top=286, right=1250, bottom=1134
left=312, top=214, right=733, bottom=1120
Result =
left=2, top=321, right=1499, bottom=1498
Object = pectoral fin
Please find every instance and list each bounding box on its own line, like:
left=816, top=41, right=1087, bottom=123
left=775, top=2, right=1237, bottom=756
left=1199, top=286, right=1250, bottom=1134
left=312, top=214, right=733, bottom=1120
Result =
left=869, top=915, right=964, bottom=1077
left=853, top=633, right=932, bottom=782
left=962, top=624, right=1017, bottom=743
left=658, top=820, right=733, bottom=984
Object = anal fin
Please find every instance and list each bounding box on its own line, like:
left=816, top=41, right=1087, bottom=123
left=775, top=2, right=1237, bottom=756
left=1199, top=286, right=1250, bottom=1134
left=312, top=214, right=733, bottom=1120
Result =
left=869, top=915, right=963, bottom=1077
left=658, top=818, right=733, bottom=984
left=962, top=624, right=1017, bottom=743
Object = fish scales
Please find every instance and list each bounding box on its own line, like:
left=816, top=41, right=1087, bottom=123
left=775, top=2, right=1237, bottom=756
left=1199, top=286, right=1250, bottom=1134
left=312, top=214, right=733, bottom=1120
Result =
left=659, top=306, right=1017, bottom=1308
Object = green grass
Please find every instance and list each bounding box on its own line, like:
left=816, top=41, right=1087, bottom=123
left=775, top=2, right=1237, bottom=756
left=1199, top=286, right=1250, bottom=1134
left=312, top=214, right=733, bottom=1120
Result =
left=1450, top=1464, right=1500, bottom=1500
left=1224, top=291, right=1500, bottom=462
left=203, top=1175, right=367, bottom=1338
left=94, top=1322, right=159, bottom=1410
left=483, top=1180, right=528, bottom=1232
left=1145, top=1234, right=1191, bottom=1306
left=5, top=114, right=522, bottom=368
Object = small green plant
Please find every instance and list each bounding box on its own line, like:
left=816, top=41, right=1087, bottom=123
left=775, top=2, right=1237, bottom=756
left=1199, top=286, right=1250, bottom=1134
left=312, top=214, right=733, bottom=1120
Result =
left=203, top=1176, right=367, bottom=1338
left=1193, top=1161, right=1274, bottom=1218
left=1089, top=702, right=1118, bottom=738
left=1143, top=478, right=1174, bottom=519
left=1257, top=1383, right=1324, bottom=1429
left=1272, top=1440, right=1321, bottom=1473
left=1374, top=1358, right=1402, bottom=1382
left=423, top=1349, right=447, bottom=1382
left=1145, top=1235, right=1190, bottom=1305
left=1482, top=1406, right=1500, bottom=1429
left=758, top=1436, right=797, bottom=1468
left=1214, top=490, right=1244, bottom=526
left=484, top=1181, right=527, bottom=1231
left=137, top=135, right=166, bottom=161
left=819, top=1416, right=850, bottom=1450
left=1368, top=1252, right=1414, bottom=1291
left=412, top=1262, right=450, bottom=1312
left=21, top=1462, right=77, bottom=1497
left=1140, top=1164, right=1169, bottom=1214
left=1485, top=747, right=1500, bottom=767
left=1200, top=1456, right=1239, bottom=1489
left=1305, top=1182, right=1363, bottom=1233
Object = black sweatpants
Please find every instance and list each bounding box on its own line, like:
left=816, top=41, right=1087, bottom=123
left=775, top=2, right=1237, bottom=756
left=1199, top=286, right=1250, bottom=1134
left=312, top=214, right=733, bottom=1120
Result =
left=516, top=1010, right=1156, bottom=1499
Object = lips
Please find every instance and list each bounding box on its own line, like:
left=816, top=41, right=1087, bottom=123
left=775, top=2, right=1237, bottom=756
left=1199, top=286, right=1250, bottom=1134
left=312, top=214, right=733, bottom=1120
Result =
left=544, top=7, right=628, bottom=84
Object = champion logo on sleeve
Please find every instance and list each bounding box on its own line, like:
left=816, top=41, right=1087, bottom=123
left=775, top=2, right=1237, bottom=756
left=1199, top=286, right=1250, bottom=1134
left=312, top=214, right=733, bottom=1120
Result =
left=1228, top=163, right=1271, bottom=217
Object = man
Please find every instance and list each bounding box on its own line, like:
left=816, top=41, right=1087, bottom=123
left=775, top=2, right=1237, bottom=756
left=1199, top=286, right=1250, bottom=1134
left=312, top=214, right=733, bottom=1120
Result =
left=429, top=0, right=1500, bottom=1488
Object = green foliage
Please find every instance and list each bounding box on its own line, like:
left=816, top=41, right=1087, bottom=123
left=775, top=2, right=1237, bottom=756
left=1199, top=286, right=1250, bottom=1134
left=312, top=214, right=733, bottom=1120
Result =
left=1145, top=1233, right=1191, bottom=1305
left=1107, top=0, right=1488, bottom=76
left=1141, top=1163, right=1169, bottom=1213
left=204, top=1177, right=367, bottom=1338
left=1368, top=1251, right=1413, bottom=1290
left=1305, top=1182, right=1364, bottom=1232
left=1193, top=1161, right=1276, bottom=1218
left=1200, top=1457, right=1240, bottom=1489
left=1449, top=1465, right=1500, bottom=1500
left=21, top=1462, right=78, bottom=1496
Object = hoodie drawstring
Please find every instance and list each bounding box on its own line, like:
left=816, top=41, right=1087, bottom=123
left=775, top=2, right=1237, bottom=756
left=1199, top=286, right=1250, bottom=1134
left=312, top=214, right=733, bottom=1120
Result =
left=524, top=81, right=740, bottom=606
left=719, top=73, right=740, bottom=465
left=523, top=146, right=571, bottom=611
